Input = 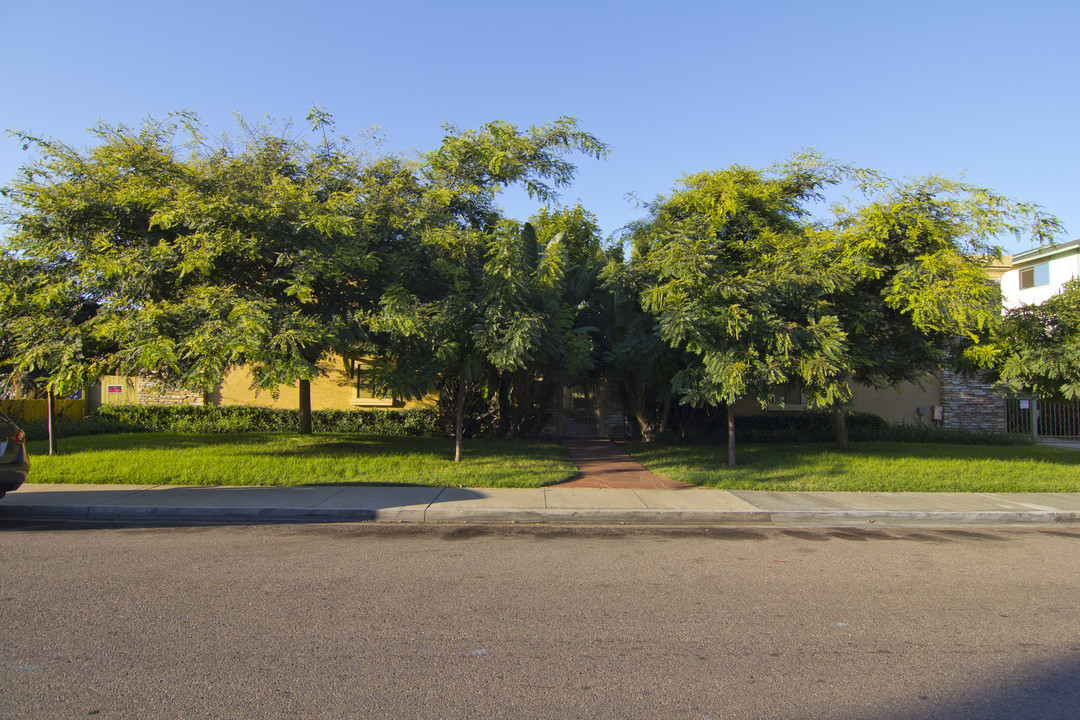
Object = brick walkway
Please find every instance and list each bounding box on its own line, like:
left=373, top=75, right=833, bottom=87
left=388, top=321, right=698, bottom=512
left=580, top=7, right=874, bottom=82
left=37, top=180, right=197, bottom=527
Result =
left=554, top=438, right=695, bottom=489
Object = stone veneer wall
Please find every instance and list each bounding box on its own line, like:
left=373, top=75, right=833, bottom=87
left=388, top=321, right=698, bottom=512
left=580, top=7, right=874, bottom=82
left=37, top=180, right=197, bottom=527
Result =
left=136, top=377, right=205, bottom=406
left=940, top=370, right=1005, bottom=433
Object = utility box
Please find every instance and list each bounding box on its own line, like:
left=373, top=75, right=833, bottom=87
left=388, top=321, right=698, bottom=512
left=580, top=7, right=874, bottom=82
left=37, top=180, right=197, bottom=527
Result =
left=931, top=405, right=943, bottom=421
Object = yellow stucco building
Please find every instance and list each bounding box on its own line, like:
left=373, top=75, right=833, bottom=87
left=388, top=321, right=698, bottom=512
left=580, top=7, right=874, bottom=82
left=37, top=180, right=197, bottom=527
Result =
left=88, top=355, right=435, bottom=412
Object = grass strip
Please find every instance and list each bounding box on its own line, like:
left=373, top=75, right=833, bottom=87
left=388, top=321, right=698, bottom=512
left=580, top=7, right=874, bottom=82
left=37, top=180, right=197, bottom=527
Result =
left=25, top=433, right=578, bottom=489
left=624, top=441, right=1080, bottom=493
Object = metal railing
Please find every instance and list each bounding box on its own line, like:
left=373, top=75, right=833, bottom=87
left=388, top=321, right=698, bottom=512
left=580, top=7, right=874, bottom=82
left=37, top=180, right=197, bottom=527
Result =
left=1005, top=398, right=1080, bottom=438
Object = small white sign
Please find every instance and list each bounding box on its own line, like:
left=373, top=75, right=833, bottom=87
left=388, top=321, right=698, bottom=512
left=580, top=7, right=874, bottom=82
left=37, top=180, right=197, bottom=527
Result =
left=1020, top=400, right=1030, bottom=409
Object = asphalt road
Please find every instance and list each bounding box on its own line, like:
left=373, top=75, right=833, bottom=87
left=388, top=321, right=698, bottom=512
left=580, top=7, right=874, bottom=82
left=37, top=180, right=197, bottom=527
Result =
left=3, top=522, right=1080, bottom=719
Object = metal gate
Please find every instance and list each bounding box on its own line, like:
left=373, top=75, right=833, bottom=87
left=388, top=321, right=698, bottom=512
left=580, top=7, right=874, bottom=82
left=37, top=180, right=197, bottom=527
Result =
left=1006, top=398, right=1080, bottom=438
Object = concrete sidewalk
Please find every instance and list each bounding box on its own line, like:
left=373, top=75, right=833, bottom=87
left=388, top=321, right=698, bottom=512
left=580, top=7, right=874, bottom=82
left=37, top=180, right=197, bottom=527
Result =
left=3, top=483, right=1080, bottom=526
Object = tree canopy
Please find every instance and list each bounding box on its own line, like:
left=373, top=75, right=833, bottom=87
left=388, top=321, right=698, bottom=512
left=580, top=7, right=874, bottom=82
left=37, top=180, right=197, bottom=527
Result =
left=621, top=157, right=850, bottom=463
left=820, top=171, right=1061, bottom=447
left=994, top=279, right=1080, bottom=402
left=1, top=111, right=379, bottom=432
left=1, top=111, right=1066, bottom=461
left=618, top=153, right=1061, bottom=462
left=365, top=118, right=609, bottom=459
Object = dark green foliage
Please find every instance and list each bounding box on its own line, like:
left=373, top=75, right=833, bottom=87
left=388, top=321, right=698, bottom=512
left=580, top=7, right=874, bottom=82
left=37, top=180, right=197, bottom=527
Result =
left=521, top=222, right=540, bottom=273
left=311, top=408, right=438, bottom=436
left=8, top=412, right=139, bottom=441
left=870, top=423, right=1033, bottom=445
left=9, top=404, right=439, bottom=439
left=1, top=111, right=390, bottom=436
left=733, top=412, right=887, bottom=443
left=370, top=122, right=608, bottom=458
left=653, top=409, right=1030, bottom=445
left=994, top=278, right=1080, bottom=401
left=435, top=378, right=496, bottom=439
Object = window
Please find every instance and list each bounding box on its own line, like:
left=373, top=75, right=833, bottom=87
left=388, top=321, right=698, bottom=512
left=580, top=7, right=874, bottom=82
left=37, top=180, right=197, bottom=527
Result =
left=348, top=357, right=396, bottom=407
left=768, top=382, right=804, bottom=410
left=1019, top=262, right=1050, bottom=290
left=783, top=383, right=803, bottom=406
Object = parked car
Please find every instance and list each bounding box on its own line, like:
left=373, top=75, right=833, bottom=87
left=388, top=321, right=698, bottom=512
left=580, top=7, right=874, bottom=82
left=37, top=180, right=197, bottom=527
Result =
left=0, top=409, right=29, bottom=497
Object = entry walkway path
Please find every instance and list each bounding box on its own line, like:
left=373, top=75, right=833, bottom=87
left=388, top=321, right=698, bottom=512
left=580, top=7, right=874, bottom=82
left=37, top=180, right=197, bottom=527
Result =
left=555, top=439, right=695, bottom=489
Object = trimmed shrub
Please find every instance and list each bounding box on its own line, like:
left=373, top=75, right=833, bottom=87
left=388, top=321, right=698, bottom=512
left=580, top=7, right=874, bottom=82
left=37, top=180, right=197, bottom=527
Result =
left=667, top=410, right=1032, bottom=446
left=870, top=422, right=1034, bottom=445
left=12, top=401, right=1032, bottom=446
left=16, top=404, right=440, bottom=439
left=11, top=413, right=136, bottom=441
left=732, top=412, right=889, bottom=443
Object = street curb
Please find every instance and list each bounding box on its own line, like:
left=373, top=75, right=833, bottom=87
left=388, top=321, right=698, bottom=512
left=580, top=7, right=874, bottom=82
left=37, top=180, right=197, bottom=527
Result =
left=766, top=510, right=1080, bottom=526
left=3, top=504, right=1078, bottom=526
left=0, top=504, right=772, bottom=525
left=0, top=504, right=379, bottom=524
left=421, top=508, right=774, bottom=524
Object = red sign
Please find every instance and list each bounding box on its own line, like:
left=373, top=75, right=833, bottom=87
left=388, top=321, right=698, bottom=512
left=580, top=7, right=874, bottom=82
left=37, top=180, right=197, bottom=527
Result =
left=107, top=385, right=123, bottom=394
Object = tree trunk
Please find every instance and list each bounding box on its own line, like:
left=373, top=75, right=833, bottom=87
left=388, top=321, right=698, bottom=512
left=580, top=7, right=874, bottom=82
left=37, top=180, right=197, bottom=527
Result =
left=635, top=410, right=655, bottom=442
left=298, top=379, right=312, bottom=435
left=529, top=382, right=558, bottom=438
left=508, top=370, right=534, bottom=439
left=497, top=370, right=512, bottom=438
left=454, top=375, right=466, bottom=462
left=659, top=390, right=672, bottom=437
left=727, top=404, right=736, bottom=467
left=834, top=405, right=850, bottom=451
left=46, top=389, right=56, bottom=456
left=626, top=382, right=654, bottom=442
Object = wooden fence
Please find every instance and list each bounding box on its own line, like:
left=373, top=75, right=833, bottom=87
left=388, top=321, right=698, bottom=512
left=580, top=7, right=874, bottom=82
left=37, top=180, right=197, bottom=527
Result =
left=0, top=398, right=87, bottom=422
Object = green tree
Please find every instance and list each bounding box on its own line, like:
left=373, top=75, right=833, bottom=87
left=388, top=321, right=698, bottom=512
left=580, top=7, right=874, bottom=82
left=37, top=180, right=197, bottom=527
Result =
left=626, top=153, right=1062, bottom=461
left=475, top=204, right=610, bottom=439
left=994, top=279, right=1080, bottom=401
left=597, top=245, right=687, bottom=442
left=630, top=159, right=851, bottom=465
left=479, top=219, right=603, bottom=438
left=528, top=203, right=604, bottom=270
left=367, top=118, right=608, bottom=460
left=2, top=110, right=379, bottom=434
left=0, top=254, right=109, bottom=453
left=823, top=172, right=1061, bottom=448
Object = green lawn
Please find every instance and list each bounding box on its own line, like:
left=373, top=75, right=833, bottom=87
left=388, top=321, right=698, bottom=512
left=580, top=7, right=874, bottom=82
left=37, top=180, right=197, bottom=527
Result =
left=23, top=434, right=1080, bottom=492
left=25, top=433, right=578, bottom=488
left=624, top=442, right=1080, bottom=493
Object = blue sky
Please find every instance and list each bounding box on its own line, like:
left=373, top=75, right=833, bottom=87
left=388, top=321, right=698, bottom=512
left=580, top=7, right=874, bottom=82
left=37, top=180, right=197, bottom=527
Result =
left=2, top=0, right=1077, bottom=253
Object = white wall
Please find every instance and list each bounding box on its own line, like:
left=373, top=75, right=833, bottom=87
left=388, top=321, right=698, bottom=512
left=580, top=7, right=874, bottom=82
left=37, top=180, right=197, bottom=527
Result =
left=1001, top=251, right=1080, bottom=309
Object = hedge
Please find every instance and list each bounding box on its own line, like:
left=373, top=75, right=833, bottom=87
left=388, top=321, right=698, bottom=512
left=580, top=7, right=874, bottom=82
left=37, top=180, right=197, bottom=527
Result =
left=8, top=402, right=1031, bottom=446
left=730, top=411, right=1033, bottom=445
left=12, top=404, right=440, bottom=439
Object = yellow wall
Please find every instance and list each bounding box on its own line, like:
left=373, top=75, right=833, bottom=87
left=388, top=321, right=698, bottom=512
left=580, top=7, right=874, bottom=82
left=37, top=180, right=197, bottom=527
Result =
left=211, top=356, right=435, bottom=411
left=729, top=375, right=942, bottom=425
left=983, top=254, right=1012, bottom=282
left=84, top=355, right=434, bottom=413
left=94, top=375, right=139, bottom=406
left=849, top=377, right=942, bottom=425
left=0, top=398, right=87, bottom=422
